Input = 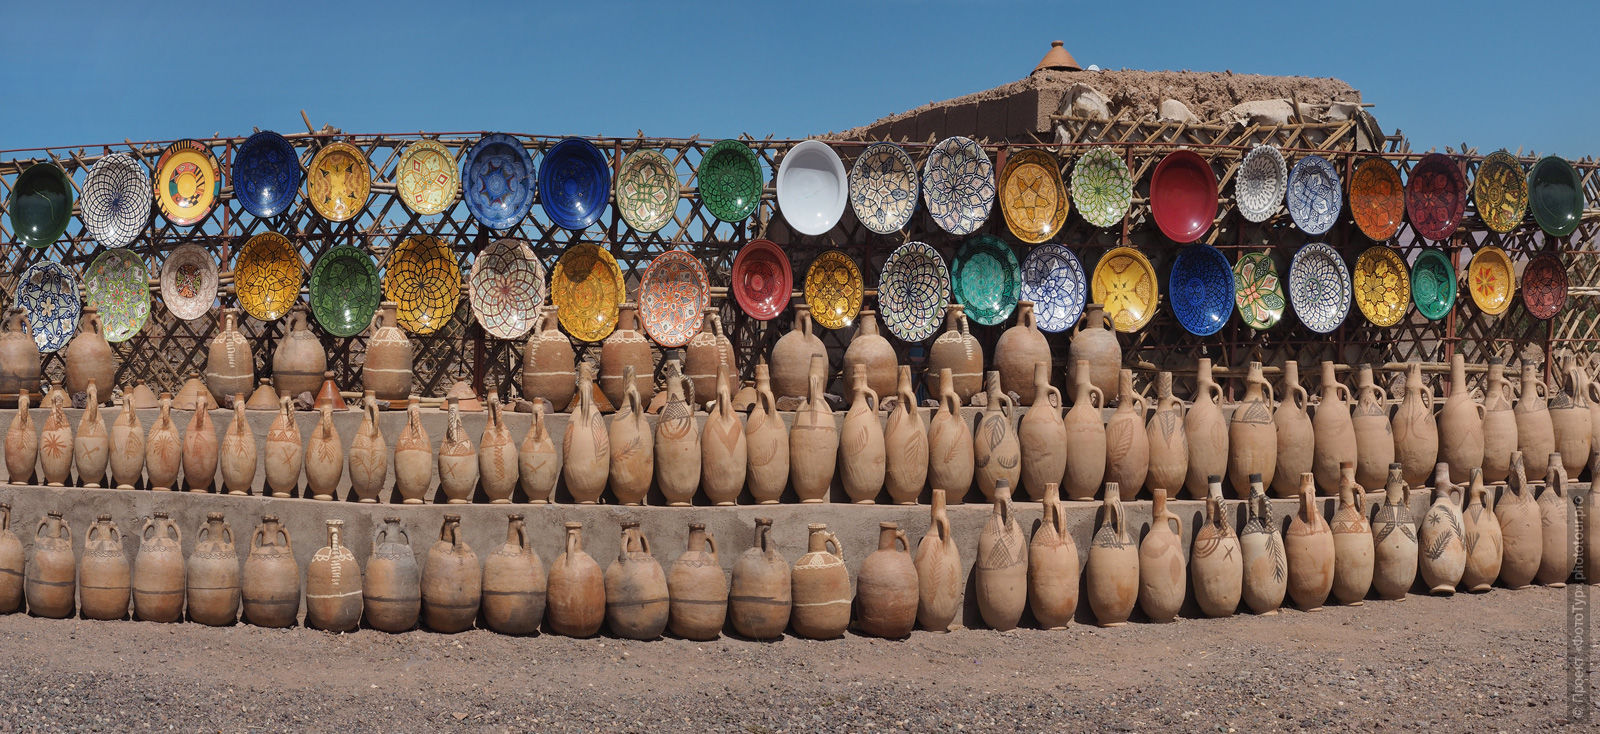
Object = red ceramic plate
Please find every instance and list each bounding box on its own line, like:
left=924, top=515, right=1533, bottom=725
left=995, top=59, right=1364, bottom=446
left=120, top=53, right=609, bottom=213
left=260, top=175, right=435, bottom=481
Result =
left=1521, top=252, right=1567, bottom=320
left=1149, top=150, right=1217, bottom=243
left=1405, top=153, right=1467, bottom=242
left=732, top=239, right=793, bottom=321
left=1349, top=158, right=1405, bottom=241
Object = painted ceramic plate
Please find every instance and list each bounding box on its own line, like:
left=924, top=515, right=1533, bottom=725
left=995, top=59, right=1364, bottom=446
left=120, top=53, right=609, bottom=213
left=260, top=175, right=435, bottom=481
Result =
left=923, top=136, right=995, bottom=236
left=1529, top=156, right=1583, bottom=237
left=848, top=142, right=919, bottom=235
left=160, top=243, right=219, bottom=321
left=395, top=139, right=460, bottom=216
left=1019, top=244, right=1086, bottom=333
left=1072, top=146, right=1134, bottom=229
left=998, top=148, right=1068, bottom=243
left=14, top=262, right=80, bottom=354
left=384, top=234, right=461, bottom=336
left=1353, top=245, right=1410, bottom=328
left=154, top=139, right=221, bottom=226
left=540, top=137, right=611, bottom=231
left=233, top=131, right=301, bottom=218
left=639, top=249, right=711, bottom=347
left=699, top=140, right=763, bottom=223
left=309, top=245, right=381, bottom=338
left=1350, top=158, right=1405, bottom=241
left=804, top=249, right=865, bottom=330
left=1232, top=251, right=1284, bottom=331
left=462, top=133, right=537, bottom=230
left=1169, top=244, right=1234, bottom=336
left=1467, top=246, right=1515, bottom=316
left=1410, top=248, right=1457, bottom=322
left=1474, top=151, right=1527, bottom=234
left=232, top=234, right=300, bottom=322
left=306, top=141, right=371, bottom=222
left=468, top=238, right=547, bottom=340
left=1150, top=150, right=1217, bottom=244
left=777, top=140, right=847, bottom=236
left=1236, top=145, right=1286, bottom=223
left=878, top=241, right=952, bottom=342
left=81, top=154, right=150, bottom=248
left=9, top=162, right=74, bottom=248
left=1522, top=253, right=1568, bottom=320
left=616, top=149, right=678, bottom=233
left=951, top=234, right=1020, bottom=327
left=550, top=243, right=625, bottom=342
left=1091, top=246, right=1158, bottom=333
left=731, top=239, right=792, bottom=321
left=1406, top=153, right=1466, bottom=242
left=84, top=248, right=150, bottom=342
left=1287, top=242, right=1351, bottom=334
left=1286, top=155, right=1341, bottom=236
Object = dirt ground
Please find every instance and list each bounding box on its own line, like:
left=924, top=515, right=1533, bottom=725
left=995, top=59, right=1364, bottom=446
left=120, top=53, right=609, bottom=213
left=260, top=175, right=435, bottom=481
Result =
left=0, top=584, right=1591, bottom=732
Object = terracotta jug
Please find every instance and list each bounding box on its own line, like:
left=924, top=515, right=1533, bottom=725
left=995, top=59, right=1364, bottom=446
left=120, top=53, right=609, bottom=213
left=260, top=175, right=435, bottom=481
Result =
left=655, top=371, right=701, bottom=506
left=481, top=514, right=545, bottom=635
left=1311, top=361, right=1357, bottom=493
left=1330, top=462, right=1374, bottom=605
left=685, top=312, right=737, bottom=408
left=1063, top=359, right=1109, bottom=501
left=995, top=301, right=1051, bottom=404
left=771, top=303, right=828, bottom=401
left=564, top=364, right=610, bottom=504
left=422, top=515, right=480, bottom=633
left=1273, top=361, right=1315, bottom=497
left=263, top=396, right=302, bottom=498
left=1537, top=454, right=1573, bottom=586
left=38, top=395, right=72, bottom=487
left=0, top=310, right=41, bottom=398
left=80, top=515, right=130, bottom=620
left=361, top=302, right=413, bottom=403
left=884, top=365, right=928, bottom=505
left=926, top=303, right=983, bottom=404
left=476, top=392, right=517, bottom=503
left=26, top=512, right=75, bottom=618
left=1085, top=482, right=1138, bottom=626
left=791, top=522, right=850, bottom=639
left=175, top=371, right=217, bottom=412
left=64, top=306, right=114, bottom=400
left=436, top=398, right=477, bottom=504
left=1391, top=362, right=1438, bottom=487
left=729, top=518, right=790, bottom=640
left=600, top=303, right=655, bottom=410
left=1515, top=361, right=1555, bottom=473
left=5, top=391, right=37, bottom=485
left=973, top=371, right=1021, bottom=502
left=612, top=374, right=654, bottom=505
left=273, top=306, right=326, bottom=399
left=976, top=479, right=1028, bottom=630
left=702, top=366, right=747, bottom=506
left=242, top=516, right=298, bottom=628
left=745, top=363, right=789, bottom=504
left=0, top=504, right=21, bottom=613
left=1017, top=361, right=1066, bottom=501
left=1239, top=475, right=1286, bottom=614
left=205, top=309, right=255, bottom=405
left=178, top=404, right=218, bottom=493
left=307, top=519, right=362, bottom=632
left=1418, top=464, right=1467, bottom=594
left=1187, top=358, right=1230, bottom=498
left=1029, top=488, right=1080, bottom=628
left=840, top=363, right=886, bottom=504
left=1496, top=451, right=1542, bottom=589
left=790, top=354, right=838, bottom=504
left=73, top=382, right=110, bottom=488
left=1370, top=463, right=1418, bottom=600
left=1228, top=361, right=1276, bottom=496
left=1459, top=469, right=1502, bottom=592
left=1482, top=358, right=1519, bottom=483
left=144, top=394, right=181, bottom=491
left=1105, top=368, right=1150, bottom=500
left=1437, top=354, right=1485, bottom=484
left=187, top=513, right=240, bottom=626
left=668, top=523, right=726, bottom=641
left=844, top=309, right=897, bottom=400
left=1068, top=302, right=1120, bottom=400
left=365, top=517, right=421, bottom=633
left=547, top=522, right=605, bottom=638
left=1191, top=481, right=1242, bottom=617
left=1284, top=473, right=1335, bottom=610
left=518, top=400, right=560, bottom=504
left=522, top=305, right=575, bottom=410
left=346, top=392, right=386, bottom=502
left=927, top=368, right=974, bottom=502
left=914, top=489, right=962, bottom=631
left=1146, top=371, right=1188, bottom=498
left=128, top=515, right=190, bottom=618
left=605, top=522, right=670, bottom=640
left=1351, top=364, right=1394, bottom=491
left=110, top=395, right=145, bottom=490
left=1138, top=487, right=1186, bottom=622
left=1549, top=356, right=1591, bottom=478
left=855, top=522, right=917, bottom=639
left=214, top=395, right=255, bottom=496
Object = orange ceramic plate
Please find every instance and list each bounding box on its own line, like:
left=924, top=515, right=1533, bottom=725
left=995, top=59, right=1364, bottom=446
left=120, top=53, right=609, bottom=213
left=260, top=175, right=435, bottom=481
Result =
left=1467, top=245, right=1514, bottom=315
left=383, top=234, right=461, bottom=335
left=154, top=140, right=222, bottom=226
left=234, top=232, right=304, bottom=322
left=1349, top=158, right=1405, bottom=241
left=998, top=148, right=1068, bottom=243
left=307, top=141, right=371, bottom=222
left=1090, top=246, right=1158, bottom=333
left=550, top=243, right=626, bottom=342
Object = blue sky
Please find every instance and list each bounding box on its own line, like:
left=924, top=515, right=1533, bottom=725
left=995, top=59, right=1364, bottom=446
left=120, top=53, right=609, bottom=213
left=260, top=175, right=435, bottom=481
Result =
left=1, top=0, right=1594, bottom=158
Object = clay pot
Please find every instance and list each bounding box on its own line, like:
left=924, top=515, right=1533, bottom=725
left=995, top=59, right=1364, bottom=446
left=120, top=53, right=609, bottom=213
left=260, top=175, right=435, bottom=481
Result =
left=263, top=396, right=302, bottom=498
left=976, top=480, right=1028, bottom=630
left=855, top=522, right=917, bottom=639
left=242, top=516, right=299, bottom=628
left=1391, top=363, right=1438, bottom=487
left=927, top=368, right=974, bottom=502
left=144, top=394, right=182, bottom=491
left=205, top=309, right=255, bottom=406
left=791, top=522, right=850, bottom=639
left=926, top=304, right=983, bottom=405
left=469, top=394, right=512, bottom=503
left=914, top=489, right=962, bottom=631
left=1017, top=361, right=1066, bottom=501
left=421, top=515, right=479, bottom=633
left=522, top=305, right=575, bottom=410
left=213, top=396, right=254, bottom=496
left=995, top=301, right=1050, bottom=404
left=65, top=306, right=115, bottom=400
left=482, top=514, right=545, bottom=635
left=1187, top=358, right=1230, bottom=498
left=1482, top=359, right=1519, bottom=483
left=655, top=371, right=701, bottom=506
left=884, top=365, right=928, bottom=505
left=600, top=303, right=655, bottom=410
left=1284, top=473, right=1335, bottom=610
left=26, top=512, right=75, bottom=618
left=1370, top=464, right=1418, bottom=600
left=685, top=312, right=737, bottom=408
left=1069, top=302, right=1120, bottom=401
left=307, top=519, right=362, bottom=632
left=365, top=517, right=421, bottom=633
left=1239, top=475, right=1286, bottom=614
left=1029, top=489, right=1080, bottom=628
left=518, top=400, right=560, bottom=504
left=1146, top=371, right=1187, bottom=498
left=244, top=379, right=278, bottom=411
left=1105, top=368, right=1150, bottom=500
left=771, top=304, right=828, bottom=401
left=1330, top=463, right=1374, bottom=605
left=974, top=371, right=1021, bottom=502
left=38, top=396, right=72, bottom=487
left=1437, top=354, right=1486, bottom=485
left=1312, top=361, right=1357, bottom=494
left=1191, top=485, right=1242, bottom=618
left=187, top=513, right=240, bottom=626
left=346, top=392, right=386, bottom=502
left=1273, top=361, right=1315, bottom=497
left=840, top=364, right=886, bottom=504
left=0, top=309, right=41, bottom=398
left=844, top=309, right=897, bottom=400
left=436, top=398, right=477, bottom=504
left=175, top=371, right=217, bottom=412
left=181, top=405, right=218, bottom=493
left=80, top=515, right=131, bottom=621
left=1514, top=362, right=1555, bottom=474
left=729, top=518, right=790, bottom=640
left=5, top=391, right=37, bottom=485
left=313, top=372, right=345, bottom=412
left=1228, top=361, right=1276, bottom=496
left=1496, top=451, right=1543, bottom=588
left=1418, top=464, right=1466, bottom=594
left=547, top=522, right=605, bottom=638
left=1458, top=469, right=1502, bottom=592
left=110, top=395, right=145, bottom=490
left=1351, top=364, right=1394, bottom=492
left=605, top=522, right=670, bottom=640
left=668, top=523, right=726, bottom=641
left=1537, top=454, right=1574, bottom=586
left=273, top=307, right=326, bottom=400
left=790, top=354, right=838, bottom=504
left=564, top=365, right=610, bottom=504
left=702, top=366, right=747, bottom=506
left=1063, top=359, right=1108, bottom=501
left=1549, top=356, right=1591, bottom=478
left=363, top=302, right=413, bottom=403
left=75, top=383, right=109, bottom=488
left=1085, top=482, right=1138, bottom=626
left=0, top=504, right=21, bottom=614
left=1137, top=488, right=1185, bottom=622
left=745, top=363, right=789, bottom=505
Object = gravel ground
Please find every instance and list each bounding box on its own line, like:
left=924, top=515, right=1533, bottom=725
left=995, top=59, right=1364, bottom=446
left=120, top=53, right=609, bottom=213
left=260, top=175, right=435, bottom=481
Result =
left=0, top=584, right=1593, bottom=732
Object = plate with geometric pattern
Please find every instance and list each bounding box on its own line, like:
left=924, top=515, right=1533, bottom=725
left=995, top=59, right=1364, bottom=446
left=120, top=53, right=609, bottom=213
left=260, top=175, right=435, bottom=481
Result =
left=395, top=139, right=460, bottom=217
left=1286, top=155, right=1341, bottom=236
left=923, top=136, right=995, bottom=236
left=309, top=245, right=381, bottom=338
left=1405, top=153, right=1466, bottom=242
left=804, top=249, right=865, bottom=330
left=468, top=238, right=547, bottom=340
left=81, top=153, right=150, bottom=248
left=306, top=141, right=371, bottom=223
left=1352, top=245, right=1410, bottom=328
left=1467, top=245, right=1514, bottom=316
left=232, top=234, right=299, bottom=322
left=384, top=234, right=461, bottom=336
left=1349, top=158, right=1404, bottom=241
left=1169, top=244, right=1234, bottom=337
left=878, top=241, right=951, bottom=342
left=462, top=133, right=537, bottom=230
left=1287, top=242, right=1351, bottom=334
left=84, top=248, right=150, bottom=342
left=639, top=249, right=710, bottom=347
left=848, top=142, right=919, bottom=235
left=1090, top=246, right=1158, bottom=333
left=161, top=243, right=219, bottom=321
left=951, top=234, right=1020, bottom=327
left=13, top=262, right=80, bottom=354
left=998, top=148, right=1068, bottom=243
left=1472, top=151, right=1526, bottom=234
left=1018, top=243, right=1086, bottom=333
left=1236, top=145, right=1286, bottom=223
left=154, top=139, right=222, bottom=226
left=1071, top=146, right=1133, bottom=229
left=699, top=140, right=763, bottom=223
left=616, top=149, right=679, bottom=233
left=233, top=131, right=301, bottom=219
left=1521, top=253, right=1568, bottom=320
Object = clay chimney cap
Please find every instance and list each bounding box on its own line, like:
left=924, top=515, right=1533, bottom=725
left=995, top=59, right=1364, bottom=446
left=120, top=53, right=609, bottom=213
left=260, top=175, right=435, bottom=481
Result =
left=1034, top=40, right=1081, bottom=73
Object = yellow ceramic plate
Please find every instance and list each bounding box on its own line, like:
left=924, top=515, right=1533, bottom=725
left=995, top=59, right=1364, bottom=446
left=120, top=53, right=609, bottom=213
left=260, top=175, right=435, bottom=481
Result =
left=804, top=248, right=864, bottom=330
left=998, top=148, right=1068, bottom=244
left=394, top=140, right=460, bottom=216
left=154, top=139, right=222, bottom=226
left=234, top=232, right=304, bottom=322
left=1090, top=246, right=1159, bottom=333
left=1352, top=245, right=1410, bottom=327
left=551, top=243, right=626, bottom=342
left=1468, top=245, right=1515, bottom=315
left=306, top=141, right=371, bottom=222
left=383, top=234, right=461, bottom=335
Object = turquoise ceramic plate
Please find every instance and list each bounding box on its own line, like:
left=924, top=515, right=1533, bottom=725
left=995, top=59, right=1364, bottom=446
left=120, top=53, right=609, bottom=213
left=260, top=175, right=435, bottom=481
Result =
left=951, top=234, right=1020, bottom=326
left=1410, top=249, right=1456, bottom=321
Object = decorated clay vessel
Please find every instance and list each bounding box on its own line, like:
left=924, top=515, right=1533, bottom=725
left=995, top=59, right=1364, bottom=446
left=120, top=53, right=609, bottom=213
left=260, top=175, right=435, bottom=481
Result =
left=994, top=301, right=1050, bottom=404
left=522, top=305, right=575, bottom=410
left=1146, top=371, right=1187, bottom=498
left=914, top=489, right=962, bottom=631
left=791, top=523, right=850, bottom=639
left=926, top=304, right=982, bottom=404
left=205, top=309, right=255, bottom=406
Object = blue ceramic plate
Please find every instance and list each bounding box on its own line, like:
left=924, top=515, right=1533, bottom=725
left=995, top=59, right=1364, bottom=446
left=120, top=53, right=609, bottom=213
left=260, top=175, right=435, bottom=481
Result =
left=1169, top=244, right=1234, bottom=336
left=14, top=261, right=81, bottom=353
left=1019, top=244, right=1087, bottom=333
left=1287, top=155, right=1341, bottom=236
left=951, top=234, right=1019, bottom=326
left=539, top=137, right=610, bottom=231
left=1287, top=242, right=1351, bottom=334
left=877, top=241, right=951, bottom=342
left=233, top=131, right=301, bottom=218
left=462, top=133, right=537, bottom=230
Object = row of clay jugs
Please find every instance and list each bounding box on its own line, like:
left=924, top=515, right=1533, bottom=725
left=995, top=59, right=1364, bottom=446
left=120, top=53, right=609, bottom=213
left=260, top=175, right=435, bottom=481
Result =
left=1536, top=454, right=1573, bottom=586
left=729, top=518, right=790, bottom=639
left=1351, top=365, right=1393, bottom=491
left=668, top=523, right=725, bottom=641
left=927, top=368, right=973, bottom=502
left=1146, top=371, right=1187, bottom=497
left=1370, top=463, right=1417, bottom=600
left=1460, top=470, right=1502, bottom=592
left=523, top=306, right=575, bottom=410
left=307, top=519, right=362, bottom=632
left=273, top=306, right=325, bottom=399
left=977, top=480, right=1027, bottom=630
left=655, top=371, right=700, bottom=506
left=483, top=514, right=545, bottom=635
left=844, top=309, right=897, bottom=401
left=1284, top=473, right=1334, bottom=611
left=1191, top=476, right=1241, bottom=617
left=1186, top=358, right=1227, bottom=498
left=995, top=301, right=1049, bottom=404
left=348, top=392, right=386, bottom=501
left=974, top=371, right=1020, bottom=501
left=1239, top=475, right=1285, bottom=614
left=548, top=522, right=605, bottom=638
left=884, top=365, right=928, bottom=505
left=1330, top=463, right=1374, bottom=605
left=437, top=398, right=478, bottom=504
left=0, top=309, right=41, bottom=397
left=39, top=393, right=72, bottom=487
left=840, top=363, right=886, bottom=504
left=243, top=515, right=299, bottom=628
left=1029, top=488, right=1079, bottom=628
left=601, top=303, right=655, bottom=409
left=423, top=515, right=480, bottom=633
left=914, top=489, right=962, bottom=631
left=1419, top=464, right=1467, bottom=594
left=927, top=303, right=982, bottom=404
left=363, top=302, right=413, bottom=403
left=791, top=522, right=850, bottom=639
left=686, top=312, right=738, bottom=407
left=1063, top=359, right=1107, bottom=501
left=1273, top=362, right=1314, bottom=497
left=606, top=522, right=669, bottom=640
left=791, top=354, right=837, bottom=504
left=563, top=364, right=609, bottom=504
left=1139, top=488, right=1185, bottom=622
left=6, top=391, right=37, bottom=485
left=856, top=521, right=916, bottom=638
left=1070, top=303, right=1121, bottom=400
left=1438, top=354, right=1485, bottom=484
left=264, top=396, right=302, bottom=498
left=702, top=366, right=748, bottom=506
left=366, top=517, right=421, bottom=632
left=771, top=303, right=826, bottom=400
left=1228, top=361, right=1274, bottom=496
left=65, top=306, right=114, bottom=401
left=205, top=309, right=255, bottom=405
left=1482, top=358, right=1519, bottom=483
left=1549, top=355, right=1592, bottom=478
left=519, top=400, right=559, bottom=504
left=1392, top=362, right=1438, bottom=486
left=609, top=365, right=653, bottom=505
left=1514, top=361, right=1555, bottom=475
left=1496, top=451, right=1542, bottom=588
left=745, top=363, right=788, bottom=504
left=81, top=514, right=130, bottom=620
left=189, top=513, right=241, bottom=626
left=182, top=401, right=219, bottom=493
left=75, top=383, right=109, bottom=488
left=110, top=394, right=144, bottom=490
left=0, top=504, right=21, bottom=613
left=133, top=512, right=185, bottom=623
left=145, top=394, right=182, bottom=491
left=27, top=512, right=75, bottom=618
left=1312, top=361, right=1356, bottom=493
left=1086, top=482, right=1137, bottom=626
left=1105, top=368, right=1149, bottom=500
left=219, top=397, right=256, bottom=496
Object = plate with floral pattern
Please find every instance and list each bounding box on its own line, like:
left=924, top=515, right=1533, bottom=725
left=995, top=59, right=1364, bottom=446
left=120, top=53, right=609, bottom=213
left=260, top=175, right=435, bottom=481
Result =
left=1090, top=246, right=1158, bottom=333
left=384, top=234, right=461, bottom=336
left=306, top=141, right=371, bottom=222
left=154, top=139, right=222, bottom=226
left=1521, top=253, right=1567, bottom=320
left=1232, top=251, right=1284, bottom=331
left=1019, top=243, right=1086, bottom=333
left=699, top=140, right=763, bottom=223
left=1286, top=155, right=1341, bottom=236
left=309, top=245, right=381, bottom=338
left=639, top=249, right=710, bottom=347
left=1405, top=153, right=1466, bottom=242
left=13, top=262, right=80, bottom=354
left=804, top=249, right=864, bottom=330
left=81, top=154, right=150, bottom=248
left=160, top=243, right=219, bottom=321
left=1467, top=246, right=1514, bottom=316
left=1410, top=248, right=1456, bottom=322
left=1287, top=242, right=1351, bottom=334
left=462, top=133, right=537, bottom=230
left=616, top=149, right=679, bottom=233
left=731, top=239, right=792, bottom=321
left=1169, top=244, right=1234, bottom=336
left=923, top=136, right=995, bottom=236
left=395, top=139, right=460, bottom=216
left=1473, top=151, right=1526, bottom=234
left=1353, top=245, right=1410, bottom=327
left=468, top=238, right=547, bottom=340
left=232, top=234, right=300, bottom=322
left=878, top=241, right=952, bottom=342
left=1071, top=146, right=1133, bottom=229
left=951, top=234, right=1020, bottom=327
left=999, top=148, right=1068, bottom=243
left=550, top=243, right=625, bottom=342
left=84, top=248, right=150, bottom=342
left=1350, top=158, right=1405, bottom=241
left=233, top=131, right=301, bottom=218
left=848, top=142, right=919, bottom=234
left=1236, top=145, right=1286, bottom=223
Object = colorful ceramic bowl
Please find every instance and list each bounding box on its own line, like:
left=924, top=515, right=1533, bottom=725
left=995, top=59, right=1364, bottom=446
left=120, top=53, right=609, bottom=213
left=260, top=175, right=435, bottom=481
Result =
left=1236, top=145, right=1286, bottom=223
left=309, top=245, right=381, bottom=338
left=1521, top=253, right=1568, bottom=320
left=804, top=249, right=865, bottom=330
left=233, top=233, right=300, bottom=322
left=699, top=140, right=763, bottom=223
left=1169, top=244, right=1233, bottom=336
left=998, top=148, right=1068, bottom=244
left=616, top=149, right=679, bottom=234
left=1350, top=158, right=1405, bottom=241
left=1232, top=250, right=1284, bottom=331
left=1353, top=245, right=1410, bottom=328
left=1406, top=153, right=1466, bottom=242
left=878, top=241, right=952, bottom=342
left=639, top=249, right=710, bottom=347
left=951, top=235, right=1020, bottom=327
left=1286, top=155, right=1341, bottom=236
left=1529, top=156, right=1583, bottom=237
left=384, top=234, right=461, bottom=336
left=395, top=139, right=461, bottom=217
left=9, top=162, right=74, bottom=248
left=1071, top=146, right=1133, bottom=228
left=1019, top=243, right=1087, bottom=333
left=1473, top=151, right=1527, bottom=234
left=923, top=136, right=995, bottom=236
left=1410, top=248, right=1457, bottom=322
left=462, top=133, right=537, bottom=230
left=848, top=142, right=919, bottom=235
left=83, top=248, right=150, bottom=342
left=306, top=141, right=371, bottom=223
left=81, top=154, right=150, bottom=248
left=154, top=140, right=222, bottom=226
left=1090, top=246, right=1158, bottom=333
left=13, top=262, right=80, bottom=354
left=730, top=239, right=792, bottom=321
left=233, top=131, right=301, bottom=218
left=1467, top=246, right=1514, bottom=316
left=160, top=243, right=219, bottom=321
left=777, top=140, right=847, bottom=236
left=468, top=238, right=547, bottom=340
left=540, top=137, right=611, bottom=231
left=1287, top=242, right=1351, bottom=334
left=1150, top=150, right=1217, bottom=244
left=550, top=243, right=625, bottom=342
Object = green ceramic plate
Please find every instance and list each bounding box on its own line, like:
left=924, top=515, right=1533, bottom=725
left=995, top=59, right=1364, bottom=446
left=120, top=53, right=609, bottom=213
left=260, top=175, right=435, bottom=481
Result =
left=951, top=234, right=1020, bottom=326
left=1410, top=248, right=1456, bottom=321
left=1529, top=156, right=1582, bottom=237
left=698, top=140, right=762, bottom=222
left=1232, top=250, right=1284, bottom=331
left=309, top=245, right=381, bottom=337
left=84, top=248, right=151, bottom=342
left=8, top=163, right=74, bottom=248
